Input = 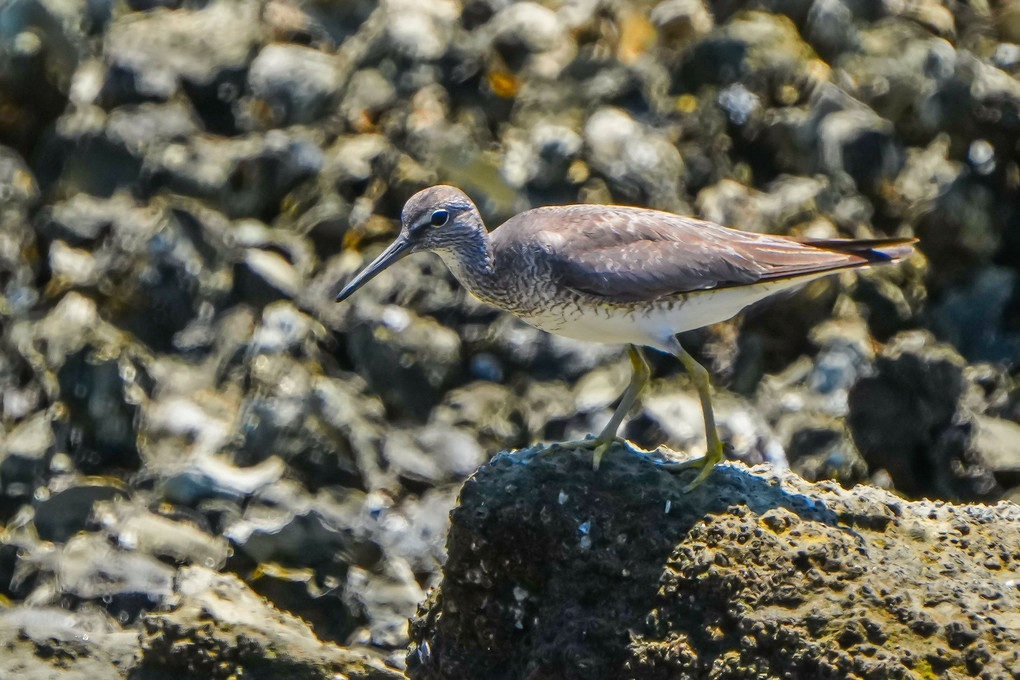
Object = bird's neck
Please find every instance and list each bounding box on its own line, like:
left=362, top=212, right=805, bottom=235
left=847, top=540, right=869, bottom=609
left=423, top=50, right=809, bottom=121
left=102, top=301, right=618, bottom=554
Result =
left=435, top=230, right=499, bottom=302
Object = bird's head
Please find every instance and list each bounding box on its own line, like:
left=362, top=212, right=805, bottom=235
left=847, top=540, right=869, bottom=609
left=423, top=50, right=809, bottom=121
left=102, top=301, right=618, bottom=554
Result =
left=335, top=185, right=483, bottom=302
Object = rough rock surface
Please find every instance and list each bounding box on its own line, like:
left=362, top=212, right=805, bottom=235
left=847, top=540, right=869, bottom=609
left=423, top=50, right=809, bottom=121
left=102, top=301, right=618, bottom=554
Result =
left=0, top=565, right=402, bottom=680
left=408, top=444, right=1020, bottom=680
left=141, top=566, right=402, bottom=680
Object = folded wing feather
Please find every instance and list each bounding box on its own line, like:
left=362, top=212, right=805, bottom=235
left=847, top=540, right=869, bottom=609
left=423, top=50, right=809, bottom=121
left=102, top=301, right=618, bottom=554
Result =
left=492, top=204, right=914, bottom=303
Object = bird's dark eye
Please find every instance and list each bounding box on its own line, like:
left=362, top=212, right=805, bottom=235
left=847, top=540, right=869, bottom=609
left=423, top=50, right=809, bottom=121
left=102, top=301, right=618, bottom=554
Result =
left=430, top=210, right=450, bottom=228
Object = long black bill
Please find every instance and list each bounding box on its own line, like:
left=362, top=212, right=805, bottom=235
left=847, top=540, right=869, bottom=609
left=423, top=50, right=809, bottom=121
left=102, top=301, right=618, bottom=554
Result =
left=335, top=237, right=413, bottom=302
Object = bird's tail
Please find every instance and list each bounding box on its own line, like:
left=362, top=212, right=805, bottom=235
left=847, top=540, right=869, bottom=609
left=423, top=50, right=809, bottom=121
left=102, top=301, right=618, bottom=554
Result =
left=798, top=236, right=918, bottom=263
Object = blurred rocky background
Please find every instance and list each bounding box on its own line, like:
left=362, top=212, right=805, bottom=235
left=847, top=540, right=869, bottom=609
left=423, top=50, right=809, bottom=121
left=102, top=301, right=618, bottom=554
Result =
left=1, top=0, right=1019, bottom=675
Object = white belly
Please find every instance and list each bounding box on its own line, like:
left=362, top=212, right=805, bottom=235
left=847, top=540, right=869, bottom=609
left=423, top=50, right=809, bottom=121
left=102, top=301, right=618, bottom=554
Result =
left=517, top=274, right=829, bottom=351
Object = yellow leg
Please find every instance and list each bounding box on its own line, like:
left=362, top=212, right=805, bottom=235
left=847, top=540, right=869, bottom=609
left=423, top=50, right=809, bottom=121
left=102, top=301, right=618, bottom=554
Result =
left=591, top=345, right=650, bottom=469
left=558, top=345, right=650, bottom=470
left=663, top=339, right=724, bottom=491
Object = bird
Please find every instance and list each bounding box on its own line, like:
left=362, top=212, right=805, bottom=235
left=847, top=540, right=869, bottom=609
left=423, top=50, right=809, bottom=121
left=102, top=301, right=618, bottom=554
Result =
left=335, top=185, right=915, bottom=490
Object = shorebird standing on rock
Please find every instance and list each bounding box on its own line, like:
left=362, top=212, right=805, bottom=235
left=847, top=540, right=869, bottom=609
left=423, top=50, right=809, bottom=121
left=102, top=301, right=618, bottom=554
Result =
left=336, top=185, right=915, bottom=490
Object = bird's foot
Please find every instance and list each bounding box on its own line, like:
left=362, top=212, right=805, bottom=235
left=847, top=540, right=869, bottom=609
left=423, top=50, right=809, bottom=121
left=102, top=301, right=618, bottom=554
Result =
left=552, top=435, right=634, bottom=470
left=660, top=442, right=728, bottom=492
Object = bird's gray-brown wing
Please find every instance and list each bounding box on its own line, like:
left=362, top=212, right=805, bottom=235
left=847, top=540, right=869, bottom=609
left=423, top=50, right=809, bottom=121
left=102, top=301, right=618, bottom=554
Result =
left=492, top=204, right=913, bottom=303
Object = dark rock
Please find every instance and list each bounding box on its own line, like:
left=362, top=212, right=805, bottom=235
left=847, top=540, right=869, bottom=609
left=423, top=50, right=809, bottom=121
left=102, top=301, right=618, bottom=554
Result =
left=137, top=357, right=248, bottom=470
left=383, top=424, right=487, bottom=484
left=921, top=54, right=1020, bottom=150
left=234, top=352, right=364, bottom=486
left=160, top=454, right=286, bottom=507
left=629, top=382, right=785, bottom=469
left=0, top=145, right=39, bottom=213
left=0, top=0, right=83, bottom=155
left=431, top=381, right=527, bottom=450
left=696, top=174, right=834, bottom=235
left=105, top=100, right=201, bottom=152
left=381, top=0, right=459, bottom=62
left=929, top=265, right=1020, bottom=364
left=781, top=413, right=869, bottom=486
left=57, top=348, right=141, bottom=471
left=848, top=331, right=1000, bottom=500
left=289, top=0, right=375, bottom=47
left=0, top=606, right=139, bottom=679
left=913, top=173, right=1003, bottom=291
left=804, top=0, right=858, bottom=61
left=345, top=559, right=427, bottom=650
left=345, top=302, right=462, bottom=421
left=309, top=372, right=392, bottom=491
left=341, top=69, right=397, bottom=131
left=817, top=107, right=904, bottom=194
left=716, top=82, right=761, bottom=126
left=39, top=197, right=234, bottom=352
left=970, top=415, right=1020, bottom=492
left=93, top=497, right=230, bottom=568
left=501, top=122, right=582, bottom=190
left=32, top=102, right=200, bottom=196
left=473, top=314, right=624, bottom=383
left=126, top=0, right=181, bottom=11
left=765, top=84, right=905, bottom=195
left=850, top=266, right=926, bottom=343
left=0, top=411, right=55, bottom=501
left=487, top=2, right=574, bottom=79
left=650, top=0, right=714, bottom=47
left=4, top=293, right=146, bottom=471
left=220, top=481, right=378, bottom=639
left=407, top=445, right=1020, bottom=680
left=41, top=192, right=154, bottom=246
left=837, top=24, right=958, bottom=141
left=141, top=566, right=402, bottom=679
left=0, top=146, right=40, bottom=311
left=224, top=480, right=372, bottom=570
left=142, top=131, right=325, bottom=220
left=678, top=11, right=815, bottom=90
left=100, top=1, right=262, bottom=124
left=245, top=43, right=347, bottom=128
left=216, top=475, right=442, bottom=652
left=235, top=246, right=302, bottom=302
left=583, top=107, right=684, bottom=210
left=33, top=477, right=126, bottom=543
left=730, top=277, right=844, bottom=380
left=807, top=327, right=873, bottom=396
left=375, top=485, right=460, bottom=581
left=17, top=532, right=177, bottom=622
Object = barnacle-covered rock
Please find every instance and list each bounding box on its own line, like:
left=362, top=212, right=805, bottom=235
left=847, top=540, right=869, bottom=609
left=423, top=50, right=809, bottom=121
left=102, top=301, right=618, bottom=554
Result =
left=408, top=445, right=1020, bottom=680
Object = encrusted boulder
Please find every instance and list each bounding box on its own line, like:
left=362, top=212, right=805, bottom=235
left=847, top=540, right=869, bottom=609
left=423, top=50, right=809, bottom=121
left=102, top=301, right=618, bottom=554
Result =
left=408, top=444, right=1020, bottom=680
